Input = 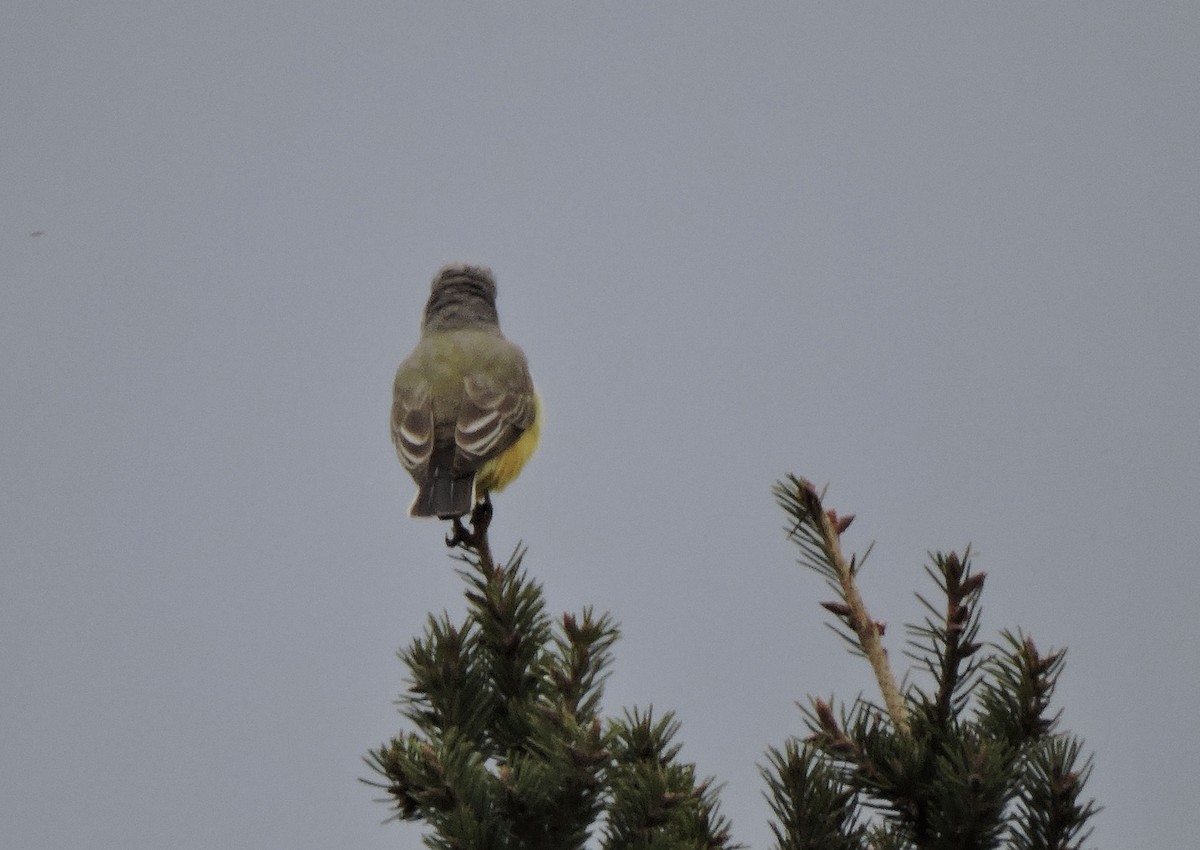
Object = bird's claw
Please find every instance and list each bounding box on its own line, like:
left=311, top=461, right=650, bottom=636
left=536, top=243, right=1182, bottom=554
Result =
left=444, top=495, right=493, bottom=551
left=445, top=517, right=471, bottom=548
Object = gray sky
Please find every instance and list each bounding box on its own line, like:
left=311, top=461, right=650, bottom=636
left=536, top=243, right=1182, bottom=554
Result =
left=3, top=4, right=1197, bottom=848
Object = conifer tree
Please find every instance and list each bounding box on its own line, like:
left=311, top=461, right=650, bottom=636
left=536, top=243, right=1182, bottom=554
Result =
left=763, top=476, right=1099, bottom=850
left=367, top=479, right=1100, bottom=849
left=365, top=502, right=738, bottom=849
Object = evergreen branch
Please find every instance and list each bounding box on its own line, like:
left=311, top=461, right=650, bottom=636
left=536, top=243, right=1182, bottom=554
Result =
left=761, top=737, right=864, bottom=850
left=804, top=696, right=929, bottom=839
left=497, top=710, right=607, bottom=850
left=1011, top=736, right=1100, bottom=850
left=603, top=708, right=743, bottom=850
left=371, top=470, right=1105, bottom=849
left=862, top=824, right=915, bottom=850
left=922, top=732, right=1014, bottom=850
left=904, top=551, right=987, bottom=732
left=459, top=544, right=553, bottom=754
left=372, top=529, right=742, bottom=847
left=496, top=612, right=618, bottom=850
left=976, top=631, right=1064, bottom=749
left=775, top=475, right=909, bottom=736
left=397, top=613, right=491, bottom=745
left=364, top=730, right=499, bottom=839
left=550, top=608, right=620, bottom=721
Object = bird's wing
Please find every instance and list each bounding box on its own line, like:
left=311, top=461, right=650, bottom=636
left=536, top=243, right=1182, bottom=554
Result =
left=455, top=370, right=536, bottom=468
left=390, top=374, right=434, bottom=477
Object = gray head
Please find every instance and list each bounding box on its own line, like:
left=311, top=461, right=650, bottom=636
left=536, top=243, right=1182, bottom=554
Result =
left=422, top=264, right=500, bottom=332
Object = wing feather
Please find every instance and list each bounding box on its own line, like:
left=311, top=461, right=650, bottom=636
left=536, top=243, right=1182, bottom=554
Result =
left=391, top=378, right=434, bottom=476
left=455, top=371, right=535, bottom=468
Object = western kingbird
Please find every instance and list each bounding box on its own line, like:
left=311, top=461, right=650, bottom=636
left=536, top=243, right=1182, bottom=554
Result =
left=391, top=264, right=540, bottom=519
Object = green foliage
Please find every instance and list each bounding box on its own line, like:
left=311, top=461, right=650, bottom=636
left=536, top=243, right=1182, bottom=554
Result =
left=761, top=738, right=864, bottom=850
left=365, top=546, right=739, bottom=850
left=1011, top=737, right=1098, bottom=850
left=603, top=708, right=736, bottom=850
left=765, top=476, right=1101, bottom=850
left=368, top=477, right=1101, bottom=848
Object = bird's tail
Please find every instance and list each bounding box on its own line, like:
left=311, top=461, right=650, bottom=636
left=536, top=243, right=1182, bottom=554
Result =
left=409, top=469, right=476, bottom=519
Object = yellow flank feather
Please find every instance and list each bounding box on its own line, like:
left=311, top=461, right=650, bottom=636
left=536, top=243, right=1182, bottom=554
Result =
left=476, top=392, right=541, bottom=495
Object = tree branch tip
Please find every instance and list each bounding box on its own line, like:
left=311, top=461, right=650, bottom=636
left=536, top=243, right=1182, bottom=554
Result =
left=827, top=509, right=855, bottom=535
left=961, top=571, right=987, bottom=595
left=814, top=698, right=837, bottom=729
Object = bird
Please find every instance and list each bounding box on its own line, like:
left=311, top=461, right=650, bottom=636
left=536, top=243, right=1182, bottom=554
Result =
left=391, top=264, right=540, bottom=519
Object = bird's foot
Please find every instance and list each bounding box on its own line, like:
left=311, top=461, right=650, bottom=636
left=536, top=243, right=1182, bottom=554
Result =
left=445, top=517, right=471, bottom=549
left=444, top=494, right=493, bottom=552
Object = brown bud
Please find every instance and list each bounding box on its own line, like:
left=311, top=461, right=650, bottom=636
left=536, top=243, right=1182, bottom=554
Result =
left=1056, top=771, right=1080, bottom=793
left=821, top=600, right=854, bottom=618
left=815, top=698, right=838, bottom=731
left=961, top=571, right=987, bottom=595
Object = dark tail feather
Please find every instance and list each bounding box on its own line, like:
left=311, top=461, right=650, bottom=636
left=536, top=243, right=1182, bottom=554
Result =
left=410, top=469, right=476, bottom=519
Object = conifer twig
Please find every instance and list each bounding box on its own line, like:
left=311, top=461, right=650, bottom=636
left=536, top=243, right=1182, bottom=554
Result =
left=813, top=497, right=909, bottom=737
left=777, top=477, right=910, bottom=736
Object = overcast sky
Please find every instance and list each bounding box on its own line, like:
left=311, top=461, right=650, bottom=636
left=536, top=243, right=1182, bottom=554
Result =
left=3, top=4, right=1197, bottom=848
